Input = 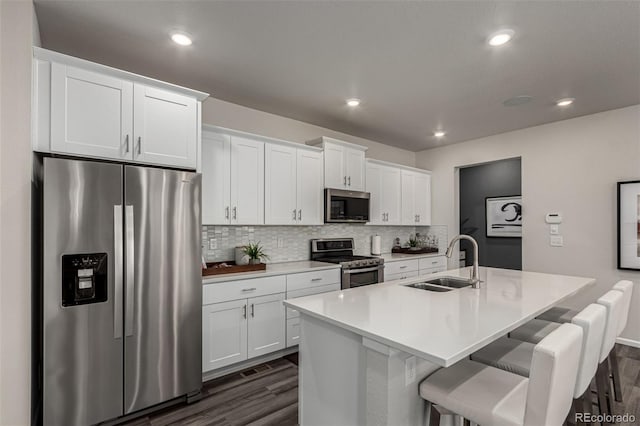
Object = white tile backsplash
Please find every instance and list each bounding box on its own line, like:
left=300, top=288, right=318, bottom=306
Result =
left=202, top=224, right=447, bottom=263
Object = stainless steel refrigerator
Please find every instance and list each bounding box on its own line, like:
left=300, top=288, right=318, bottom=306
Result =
left=39, top=157, right=202, bottom=426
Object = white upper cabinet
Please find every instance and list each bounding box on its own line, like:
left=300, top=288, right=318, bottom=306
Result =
left=201, top=132, right=231, bottom=225
left=231, top=137, right=265, bottom=225
left=401, top=169, right=432, bottom=225
left=413, top=172, right=432, bottom=225
left=265, top=144, right=298, bottom=224
left=201, top=131, right=265, bottom=225
left=133, top=84, right=197, bottom=168
left=366, top=161, right=401, bottom=225
left=50, top=64, right=133, bottom=160
left=34, top=48, right=207, bottom=169
left=307, top=137, right=367, bottom=191
left=296, top=149, right=324, bottom=225
left=264, top=142, right=324, bottom=225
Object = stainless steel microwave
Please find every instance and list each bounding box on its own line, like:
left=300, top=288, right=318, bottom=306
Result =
left=325, top=188, right=370, bottom=223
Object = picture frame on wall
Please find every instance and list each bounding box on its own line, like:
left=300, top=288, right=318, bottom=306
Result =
left=486, top=196, right=522, bottom=238
left=617, top=180, right=640, bottom=271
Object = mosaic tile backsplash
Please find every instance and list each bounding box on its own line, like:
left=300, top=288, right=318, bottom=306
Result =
left=202, top=224, right=448, bottom=263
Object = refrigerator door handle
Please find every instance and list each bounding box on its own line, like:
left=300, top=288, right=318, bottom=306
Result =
left=125, top=205, right=135, bottom=337
left=114, top=205, right=124, bottom=339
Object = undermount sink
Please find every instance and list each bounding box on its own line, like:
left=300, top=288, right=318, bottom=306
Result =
left=404, top=283, right=453, bottom=292
left=404, top=276, right=476, bottom=292
left=424, top=276, right=476, bottom=289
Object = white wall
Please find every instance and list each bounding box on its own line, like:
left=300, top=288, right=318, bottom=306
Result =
left=0, top=1, right=36, bottom=425
left=202, top=97, right=416, bottom=167
left=416, top=105, right=640, bottom=344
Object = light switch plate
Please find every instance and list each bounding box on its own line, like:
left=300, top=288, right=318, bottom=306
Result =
left=550, top=224, right=559, bottom=235
left=550, top=235, right=563, bottom=247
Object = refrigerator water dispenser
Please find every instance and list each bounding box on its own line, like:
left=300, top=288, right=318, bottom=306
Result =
left=62, top=253, right=108, bottom=306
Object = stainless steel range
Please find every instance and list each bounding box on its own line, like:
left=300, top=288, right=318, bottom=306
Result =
left=310, top=238, right=384, bottom=289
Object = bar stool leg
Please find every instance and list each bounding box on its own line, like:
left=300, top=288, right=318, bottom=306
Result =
left=609, top=347, right=623, bottom=403
left=595, top=361, right=610, bottom=416
left=429, top=404, right=441, bottom=426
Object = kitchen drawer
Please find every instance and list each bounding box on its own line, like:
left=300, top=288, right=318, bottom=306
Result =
left=419, top=266, right=447, bottom=276
left=286, top=317, right=300, bottom=348
left=419, top=256, right=446, bottom=270
left=385, top=270, right=420, bottom=282
left=203, top=275, right=286, bottom=305
left=286, top=268, right=340, bottom=292
left=384, top=259, right=419, bottom=276
left=285, top=282, right=340, bottom=318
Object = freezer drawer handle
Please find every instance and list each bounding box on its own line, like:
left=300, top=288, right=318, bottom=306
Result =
left=114, top=205, right=123, bottom=339
left=125, top=205, right=135, bottom=337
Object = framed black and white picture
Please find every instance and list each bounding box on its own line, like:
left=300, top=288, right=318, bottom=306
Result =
left=486, top=196, right=522, bottom=238
left=617, top=180, right=640, bottom=271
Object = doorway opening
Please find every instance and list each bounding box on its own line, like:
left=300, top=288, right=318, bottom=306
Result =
left=458, top=158, right=522, bottom=270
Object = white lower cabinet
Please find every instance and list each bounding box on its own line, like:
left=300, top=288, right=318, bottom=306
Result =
left=386, top=270, right=420, bottom=281
left=202, top=299, right=248, bottom=372
left=418, top=256, right=447, bottom=275
left=286, top=317, right=301, bottom=348
left=247, top=293, right=286, bottom=358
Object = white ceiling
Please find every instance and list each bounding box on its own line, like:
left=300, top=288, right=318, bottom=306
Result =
left=35, top=1, right=640, bottom=151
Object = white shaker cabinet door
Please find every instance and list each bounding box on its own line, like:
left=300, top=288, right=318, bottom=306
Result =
left=133, top=84, right=197, bottom=168
left=323, top=143, right=345, bottom=189
left=230, top=136, right=265, bottom=225
left=296, top=149, right=324, bottom=225
left=50, top=63, right=133, bottom=160
left=202, top=299, right=248, bottom=372
left=344, top=147, right=365, bottom=191
left=381, top=166, right=402, bottom=225
left=414, top=172, right=432, bottom=225
left=247, top=293, right=286, bottom=359
left=401, top=170, right=416, bottom=225
left=366, top=163, right=383, bottom=225
left=265, top=144, right=297, bottom=225
left=201, top=132, right=231, bottom=224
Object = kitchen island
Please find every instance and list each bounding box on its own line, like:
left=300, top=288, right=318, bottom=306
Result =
left=283, top=267, right=595, bottom=426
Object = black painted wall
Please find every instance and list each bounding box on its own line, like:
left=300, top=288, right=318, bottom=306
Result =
left=459, top=158, right=522, bottom=270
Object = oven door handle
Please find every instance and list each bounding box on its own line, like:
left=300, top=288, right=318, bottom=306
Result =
left=343, top=266, right=383, bottom=274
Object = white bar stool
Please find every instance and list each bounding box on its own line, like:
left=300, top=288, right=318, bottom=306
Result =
left=470, top=303, right=606, bottom=425
left=419, top=323, right=583, bottom=426
left=609, top=280, right=633, bottom=402
left=510, top=289, right=624, bottom=417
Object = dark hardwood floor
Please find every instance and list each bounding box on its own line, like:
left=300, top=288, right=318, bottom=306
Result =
left=123, top=346, right=640, bottom=426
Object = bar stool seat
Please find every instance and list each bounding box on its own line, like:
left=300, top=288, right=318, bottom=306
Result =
left=420, top=323, right=583, bottom=426
left=537, top=306, right=579, bottom=323
left=471, top=336, right=535, bottom=377
left=510, top=318, right=561, bottom=343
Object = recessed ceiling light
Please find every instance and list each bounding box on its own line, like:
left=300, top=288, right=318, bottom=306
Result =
left=488, top=29, right=514, bottom=47
left=171, top=32, right=192, bottom=46
left=556, top=97, right=575, bottom=107
left=346, top=98, right=361, bottom=107
left=434, top=131, right=446, bottom=138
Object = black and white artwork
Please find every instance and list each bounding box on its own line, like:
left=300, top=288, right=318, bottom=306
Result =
left=486, top=196, right=522, bottom=238
left=617, top=180, right=640, bottom=270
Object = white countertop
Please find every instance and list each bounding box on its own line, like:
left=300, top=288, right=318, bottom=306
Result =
left=202, top=260, right=340, bottom=284
left=377, top=252, right=444, bottom=262
left=283, top=267, right=595, bottom=366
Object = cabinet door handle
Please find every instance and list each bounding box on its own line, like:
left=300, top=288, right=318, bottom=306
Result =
left=137, top=137, right=142, bottom=155
left=298, top=209, right=302, bottom=221
left=124, top=135, right=130, bottom=153
left=417, top=214, right=420, bottom=222
left=344, top=176, right=347, bottom=186
left=243, top=305, right=247, bottom=319
left=293, top=209, right=297, bottom=220
left=251, top=303, right=255, bottom=317
left=385, top=213, right=389, bottom=221
left=225, top=206, right=230, bottom=219
left=232, top=207, right=237, bottom=220
left=348, top=176, right=351, bottom=186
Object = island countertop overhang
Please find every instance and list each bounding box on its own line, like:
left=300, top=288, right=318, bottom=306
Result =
left=283, top=267, right=595, bottom=367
